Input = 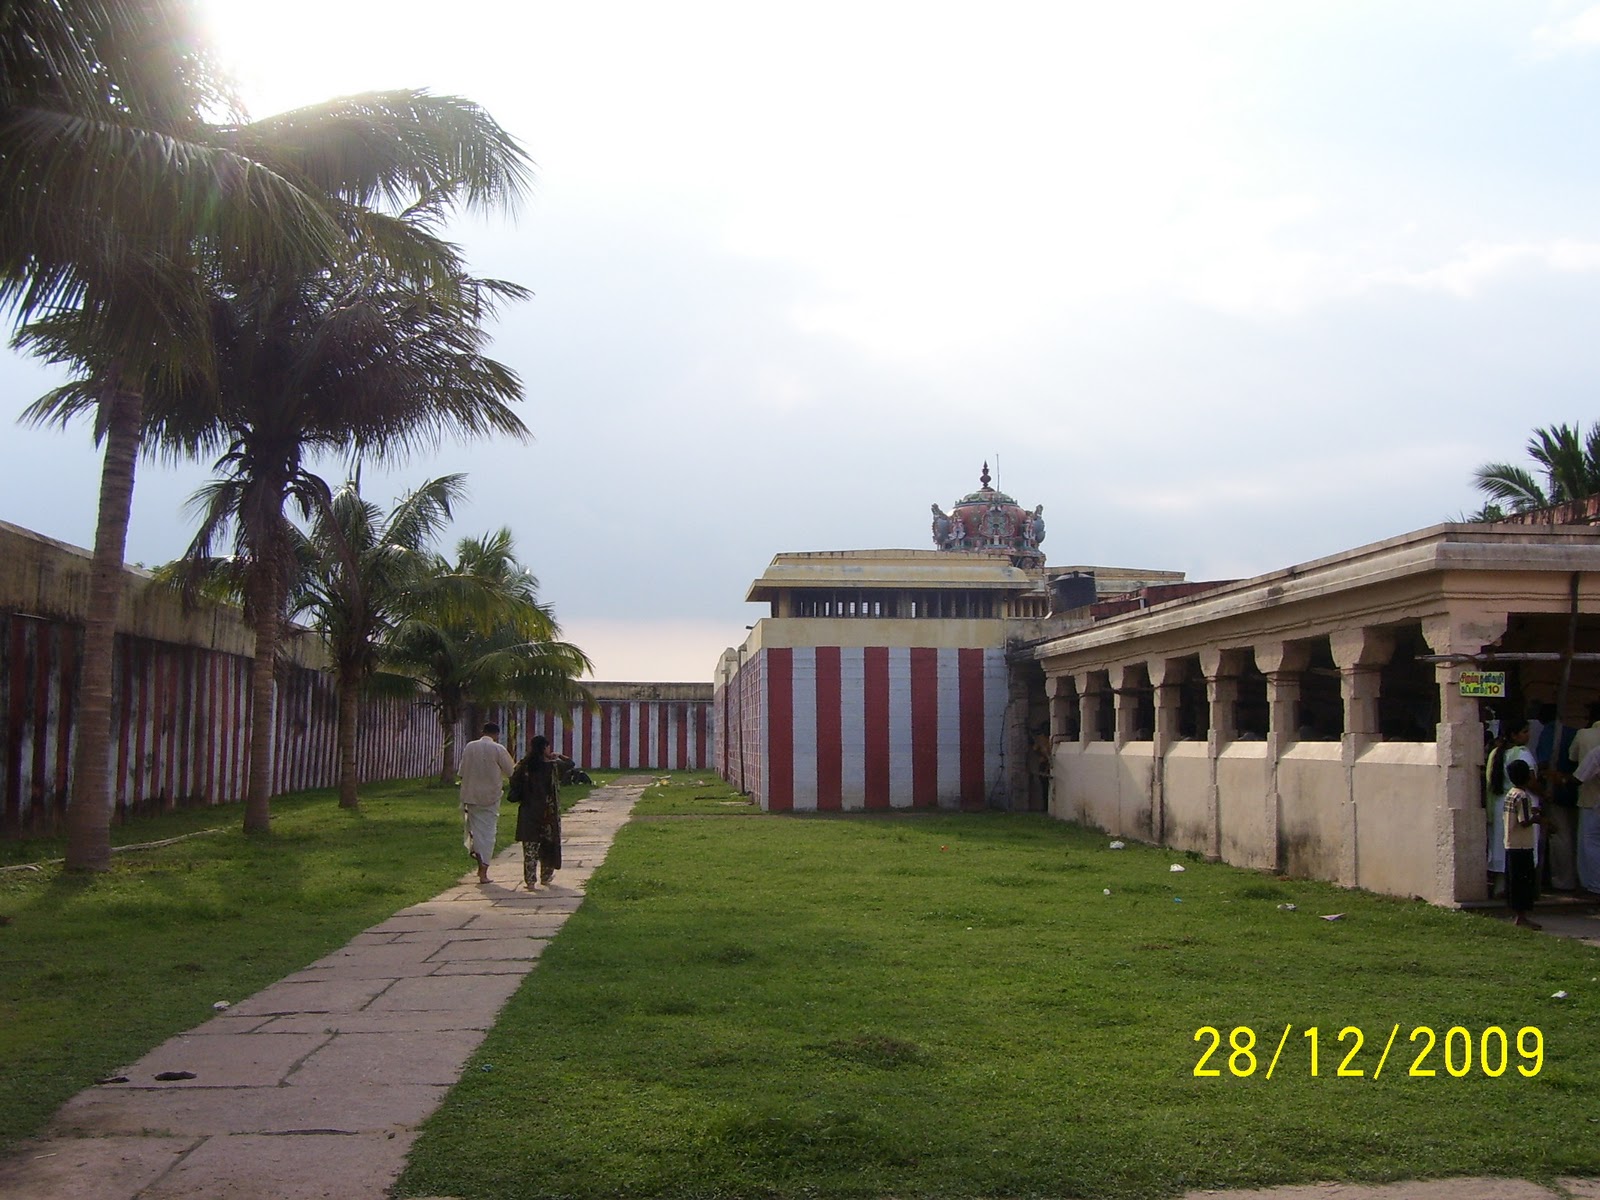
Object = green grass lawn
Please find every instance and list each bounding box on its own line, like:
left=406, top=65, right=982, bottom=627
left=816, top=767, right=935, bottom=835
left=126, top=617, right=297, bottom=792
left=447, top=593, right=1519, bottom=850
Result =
left=630, top=772, right=762, bottom=817
left=398, top=786, right=1600, bottom=1200
left=6, top=772, right=1599, bottom=1197
left=0, top=773, right=596, bottom=1151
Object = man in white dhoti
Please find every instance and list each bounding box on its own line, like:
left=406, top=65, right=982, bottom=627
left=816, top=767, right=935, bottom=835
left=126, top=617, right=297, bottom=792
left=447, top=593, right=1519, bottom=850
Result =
left=458, top=722, right=516, bottom=883
left=1568, top=703, right=1600, bottom=895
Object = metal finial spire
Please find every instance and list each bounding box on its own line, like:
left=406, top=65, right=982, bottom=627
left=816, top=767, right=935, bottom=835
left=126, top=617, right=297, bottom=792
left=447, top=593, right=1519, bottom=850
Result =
left=980, top=461, right=991, bottom=488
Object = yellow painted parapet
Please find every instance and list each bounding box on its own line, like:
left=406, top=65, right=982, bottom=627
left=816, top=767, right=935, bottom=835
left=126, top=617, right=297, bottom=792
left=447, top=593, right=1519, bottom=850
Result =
left=0, top=519, right=327, bottom=667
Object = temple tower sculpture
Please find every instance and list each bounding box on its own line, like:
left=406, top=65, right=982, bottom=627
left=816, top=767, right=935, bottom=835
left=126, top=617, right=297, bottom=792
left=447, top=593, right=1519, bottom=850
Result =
left=931, top=462, right=1045, bottom=568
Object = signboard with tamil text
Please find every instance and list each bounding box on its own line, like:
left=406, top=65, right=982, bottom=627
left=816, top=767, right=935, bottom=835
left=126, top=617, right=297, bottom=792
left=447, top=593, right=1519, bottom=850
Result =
left=1459, top=670, right=1506, bottom=698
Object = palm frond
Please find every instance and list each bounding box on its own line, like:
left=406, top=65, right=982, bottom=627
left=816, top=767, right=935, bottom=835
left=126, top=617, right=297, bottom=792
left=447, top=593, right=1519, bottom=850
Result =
left=232, top=89, right=532, bottom=218
left=1471, top=462, right=1549, bottom=512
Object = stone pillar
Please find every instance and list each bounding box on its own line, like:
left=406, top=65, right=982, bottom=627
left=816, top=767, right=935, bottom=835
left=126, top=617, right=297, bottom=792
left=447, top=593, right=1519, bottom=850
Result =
left=1109, top=662, right=1149, bottom=840
left=1077, top=671, right=1103, bottom=745
left=1149, top=657, right=1186, bottom=847
left=1005, top=663, right=1034, bottom=813
left=1197, top=648, right=1244, bottom=859
left=1042, top=672, right=1076, bottom=818
left=1330, top=628, right=1392, bottom=757
left=1199, top=648, right=1240, bottom=748
left=1424, top=610, right=1509, bottom=905
left=1328, top=626, right=1396, bottom=888
left=1257, top=641, right=1310, bottom=753
left=1112, top=663, right=1145, bottom=748
left=1256, top=641, right=1310, bottom=873
left=1046, top=673, right=1074, bottom=743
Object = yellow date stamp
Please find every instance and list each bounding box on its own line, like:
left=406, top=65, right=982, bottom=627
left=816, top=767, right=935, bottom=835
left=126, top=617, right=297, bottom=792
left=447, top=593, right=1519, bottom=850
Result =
left=1192, top=1024, right=1544, bottom=1079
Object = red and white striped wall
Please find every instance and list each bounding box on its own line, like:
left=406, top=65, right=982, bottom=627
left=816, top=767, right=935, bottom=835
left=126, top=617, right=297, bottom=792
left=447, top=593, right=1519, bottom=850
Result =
left=496, top=698, right=713, bottom=772
left=2, top=601, right=716, bottom=832
left=718, top=645, right=1008, bottom=811
left=3, top=612, right=455, bottom=829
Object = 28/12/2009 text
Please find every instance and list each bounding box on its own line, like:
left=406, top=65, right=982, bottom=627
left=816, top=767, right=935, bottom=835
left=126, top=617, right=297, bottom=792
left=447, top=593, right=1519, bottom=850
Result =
left=1192, top=1025, right=1544, bottom=1079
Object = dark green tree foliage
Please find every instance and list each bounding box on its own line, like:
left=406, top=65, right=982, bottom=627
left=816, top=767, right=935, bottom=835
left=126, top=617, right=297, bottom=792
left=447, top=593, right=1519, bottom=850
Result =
left=1472, top=421, right=1600, bottom=517
left=291, top=474, right=469, bottom=809
left=388, top=530, right=593, bottom=784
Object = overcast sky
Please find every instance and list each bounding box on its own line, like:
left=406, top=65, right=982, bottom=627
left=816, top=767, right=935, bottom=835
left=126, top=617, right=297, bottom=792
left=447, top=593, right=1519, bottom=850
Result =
left=3, top=1, right=1599, bottom=679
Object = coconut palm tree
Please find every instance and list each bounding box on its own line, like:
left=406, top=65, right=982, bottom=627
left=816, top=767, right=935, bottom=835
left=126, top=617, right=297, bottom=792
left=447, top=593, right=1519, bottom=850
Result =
left=1472, top=422, right=1600, bottom=516
left=291, top=473, right=470, bottom=810
left=387, top=530, right=593, bottom=784
left=7, top=1, right=531, bottom=866
left=147, top=260, right=529, bottom=832
left=5, top=0, right=335, bottom=870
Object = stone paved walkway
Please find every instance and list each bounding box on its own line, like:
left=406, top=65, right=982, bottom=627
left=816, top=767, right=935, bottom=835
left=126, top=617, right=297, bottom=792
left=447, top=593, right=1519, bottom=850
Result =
left=0, top=775, right=649, bottom=1200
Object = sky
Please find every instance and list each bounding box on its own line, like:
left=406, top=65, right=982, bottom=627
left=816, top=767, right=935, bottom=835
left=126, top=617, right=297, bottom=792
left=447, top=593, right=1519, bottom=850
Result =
left=4, top=1, right=1600, bottom=680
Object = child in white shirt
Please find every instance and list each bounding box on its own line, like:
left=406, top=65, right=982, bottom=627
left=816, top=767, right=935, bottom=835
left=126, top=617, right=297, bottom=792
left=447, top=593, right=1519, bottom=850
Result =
left=1503, top=758, right=1542, bottom=928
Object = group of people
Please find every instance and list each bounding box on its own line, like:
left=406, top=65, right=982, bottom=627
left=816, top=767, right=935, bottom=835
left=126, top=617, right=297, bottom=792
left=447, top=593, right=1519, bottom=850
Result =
left=456, top=722, right=567, bottom=890
left=1485, top=700, right=1600, bottom=927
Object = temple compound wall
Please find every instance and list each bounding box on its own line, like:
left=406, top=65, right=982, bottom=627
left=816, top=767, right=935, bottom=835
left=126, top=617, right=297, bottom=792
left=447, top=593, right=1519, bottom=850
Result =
left=495, top=682, right=712, bottom=774
left=1024, top=523, right=1600, bottom=906
left=0, top=520, right=710, bottom=833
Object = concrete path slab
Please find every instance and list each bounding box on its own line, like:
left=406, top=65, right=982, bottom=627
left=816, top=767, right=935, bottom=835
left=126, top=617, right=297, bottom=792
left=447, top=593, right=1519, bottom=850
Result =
left=98, top=1030, right=331, bottom=1088
left=0, top=1137, right=200, bottom=1200
left=138, top=1132, right=418, bottom=1200
left=51, top=1080, right=448, bottom=1137
left=0, top=775, right=648, bottom=1200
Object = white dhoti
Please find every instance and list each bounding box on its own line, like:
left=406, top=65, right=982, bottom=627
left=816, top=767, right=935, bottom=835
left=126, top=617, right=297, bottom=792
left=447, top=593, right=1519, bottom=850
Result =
left=463, top=802, right=499, bottom=865
left=1546, top=805, right=1578, bottom=891
left=1578, top=807, right=1600, bottom=892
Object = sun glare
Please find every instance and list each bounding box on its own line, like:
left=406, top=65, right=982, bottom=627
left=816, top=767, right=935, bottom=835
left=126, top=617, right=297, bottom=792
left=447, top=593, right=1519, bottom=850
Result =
left=200, top=0, right=453, bottom=116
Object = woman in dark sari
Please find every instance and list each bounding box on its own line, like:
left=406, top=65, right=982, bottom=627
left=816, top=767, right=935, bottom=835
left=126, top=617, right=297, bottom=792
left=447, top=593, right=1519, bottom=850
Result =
left=510, top=735, right=562, bottom=889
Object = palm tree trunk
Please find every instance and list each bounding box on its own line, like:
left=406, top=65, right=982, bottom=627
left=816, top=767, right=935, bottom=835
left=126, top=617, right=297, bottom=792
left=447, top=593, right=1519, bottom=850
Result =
left=438, top=701, right=460, bottom=786
left=336, top=671, right=360, bottom=809
left=64, top=384, right=142, bottom=872
left=243, top=570, right=281, bottom=834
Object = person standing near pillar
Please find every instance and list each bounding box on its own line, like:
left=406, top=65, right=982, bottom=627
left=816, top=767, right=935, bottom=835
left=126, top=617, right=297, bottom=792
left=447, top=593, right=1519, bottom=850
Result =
left=459, top=722, right=516, bottom=884
left=1485, top=718, right=1533, bottom=897
left=1535, top=706, right=1580, bottom=890
left=1568, top=701, right=1600, bottom=894
left=1502, top=759, right=1542, bottom=928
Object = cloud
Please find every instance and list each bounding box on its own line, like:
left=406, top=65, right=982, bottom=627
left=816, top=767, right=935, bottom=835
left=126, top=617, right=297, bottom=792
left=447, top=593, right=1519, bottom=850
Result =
left=1530, top=5, right=1600, bottom=56
left=1376, top=240, right=1600, bottom=297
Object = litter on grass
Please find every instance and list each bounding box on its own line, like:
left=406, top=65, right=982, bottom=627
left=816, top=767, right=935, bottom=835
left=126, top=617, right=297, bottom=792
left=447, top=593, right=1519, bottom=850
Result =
left=1109, top=841, right=1126, bottom=849
left=1277, top=904, right=1298, bottom=911
left=1553, top=990, right=1570, bottom=1000
left=212, top=1000, right=231, bottom=1011
left=1169, top=864, right=1185, bottom=873
left=1320, top=913, right=1345, bottom=921
left=1103, top=888, right=1112, bottom=896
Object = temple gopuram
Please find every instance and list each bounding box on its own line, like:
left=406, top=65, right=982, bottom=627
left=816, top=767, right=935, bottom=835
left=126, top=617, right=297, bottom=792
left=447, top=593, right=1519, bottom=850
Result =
left=930, top=461, right=1046, bottom=567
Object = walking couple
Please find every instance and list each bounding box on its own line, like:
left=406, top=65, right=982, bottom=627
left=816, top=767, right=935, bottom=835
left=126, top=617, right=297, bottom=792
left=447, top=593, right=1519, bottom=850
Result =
left=457, top=722, right=565, bottom=889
